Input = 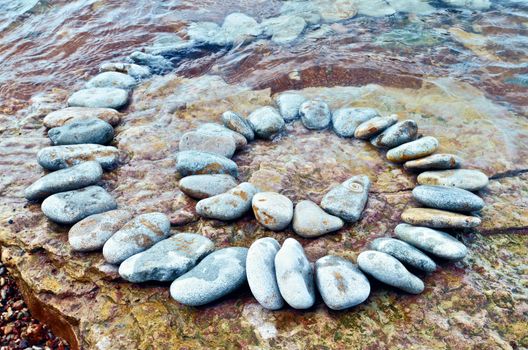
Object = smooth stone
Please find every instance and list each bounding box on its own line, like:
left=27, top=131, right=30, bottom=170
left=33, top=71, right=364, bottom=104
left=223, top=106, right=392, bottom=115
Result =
left=357, top=251, right=424, bottom=294
left=354, top=115, right=398, bottom=139
left=386, top=136, right=439, bottom=163
left=170, top=247, right=248, bottom=306
left=187, top=21, right=228, bottom=46
left=395, top=223, right=468, bottom=261
left=275, top=238, right=315, bottom=309
left=179, top=174, right=237, bottom=199
left=280, top=1, right=322, bottom=25
left=331, top=107, right=378, bottom=137
left=176, top=150, right=238, bottom=177
left=412, top=185, right=485, bottom=212
left=129, top=51, right=174, bottom=75
left=221, top=111, right=254, bottom=141
left=417, top=169, right=489, bottom=191
left=196, top=182, right=259, bottom=220
left=68, top=88, right=129, bottom=109
left=299, top=100, right=331, bottom=130
left=251, top=192, right=293, bottom=231
left=320, top=175, right=370, bottom=223
left=179, top=131, right=236, bottom=158
left=196, top=123, right=247, bottom=150
left=221, top=13, right=262, bottom=43
left=68, top=209, right=132, bottom=252
left=371, top=119, right=418, bottom=148
left=274, top=92, right=306, bottom=122
left=315, top=255, right=370, bottom=310
left=100, top=62, right=152, bottom=79
left=142, top=34, right=193, bottom=57
left=37, top=144, right=119, bottom=171
left=41, top=186, right=117, bottom=225
left=261, top=15, right=306, bottom=44
left=119, top=233, right=215, bottom=283
left=404, top=153, right=463, bottom=171
left=43, top=107, right=121, bottom=128
left=48, top=118, right=114, bottom=145
left=102, top=212, right=171, bottom=265
left=246, top=238, right=284, bottom=310
left=370, top=238, right=436, bottom=272
left=247, top=106, right=285, bottom=140
left=85, top=72, right=136, bottom=90
left=401, top=208, right=481, bottom=229
left=292, top=200, right=344, bottom=238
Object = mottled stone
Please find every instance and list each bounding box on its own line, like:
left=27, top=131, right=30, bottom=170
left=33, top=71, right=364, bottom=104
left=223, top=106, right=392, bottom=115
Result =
left=129, top=51, right=174, bottom=75
left=41, top=186, right=117, bottom=225
left=119, top=233, right=215, bottom=283
left=100, top=62, right=151, bottom=79
left=315, top=255, right=370, bottom=310
left=196, top=182, right=259, bottom=220
left=176, top=150, right=238, bottom=177
left=299, top=100, right=331, bottom=130
left=247, top=106, right=285, bottom=140
left=179, top=174, right=237, bottom=199
left=332, top=107, right=378, bottom=137
left=43, top=107, right=121, bottom=128
left=401, top=208, right=481, bottom=229
left=221, top=111, right=254, bottom=141
left=357, top=251, right=424, bottom=294
left=370, top=238, right=436, bottom=272
left=404, top=153, right=463, bottom=171
left=170, top=247, right=248, bottom=306
left=275, top=238, right=315, bottom=309
left=102, top=212, right=171, bottom=265
left=197, top=123, right=248, bottom=150
left=371, top=119, right=418, bottom=148
left=417, top=169, right=489, bottom=191
left=261, top=15, right=306, bottom=44
left=292, top=200, right=344, bottom=238
left=37, top=144, right=119, bottom=171
left=179, top=131, right=236, bottom=158
left=354, top=115, right=398, bottom=139
left=413, top=185, right=485, bottom=212
left=48, top=118, right=114, bottom=145
left=320, top=175, right=370, bottom=222
left=274, top=92, right=306, bottom=122
left=68, top=88, right=129, bottom=109
left=252, top=192, right=293, bottom=231
left=246, top=238, right=284, bottom=310
left=386, top=136, right=439, bottom=163
left=86, top=72, right=136, bottom=90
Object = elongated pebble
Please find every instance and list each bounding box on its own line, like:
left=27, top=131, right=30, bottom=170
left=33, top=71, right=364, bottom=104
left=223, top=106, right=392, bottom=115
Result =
left=176, top=150, right=238, bottom=177
left=412, top=185, right=485, bottom=212
left=371, top=119, right=417, bottom=148
left=386, top=136, right=439, bottom=163
left=48, top=118, right=114, bottom=145
left=401, top=208, right=481, bottom=229
left=417, top=169, right=489, bottom=191
left=354, top=115, right=398, bottom=139
left=221, top=111, right=254, bottom=141
left=404, top=153, right=462, bottom=171
left=179, top=174, right=237, bottom=199
left=43, top=107, right=121, bottom=128
left=37, top=144, right=119, bottom=171
left=370, top=237, right=436, bottom=272
left=68, top=87, right=129, bottom=109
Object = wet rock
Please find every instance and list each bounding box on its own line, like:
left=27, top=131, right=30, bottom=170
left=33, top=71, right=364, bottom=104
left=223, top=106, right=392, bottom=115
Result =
left=354, top=115, right=398, bottom=139
left=100, top=62, right=151, bottom=79
left=222, top=13, right=262, bottom=43
left=261, top=15, right=306, bottom=44
left=197, top=123, right=248, bottom=150
left=48, top=118, right=114, bottom=145
left=292, top=200, right=343, bottom=238
left=246, top=237, right=284, bottom=310
left=196, top=182, right=259, bottom=220
left=252, top=192, right=293, bottom=231
left=401, top=208, right=481, bottom=229
left=371, top=119, right=418, bottom=148
left=320, top=175, right=370, bottom=222
left=441, top=0, right=491, bottom=10
left=68, top=209, right=132, bottom=252
left=412, top=185, right=485, bottom=212
left=316, top=0, right=359, bottom=22
left=221, top=111, right=254, bottom=141
left=170, top=247, right=248, bottom=306
left=332, top=107, right=378, bottom=137
left=179, top=174, right=237, bottom=199
left=85, top=72, right=136, bottom=90
left=247, top=106, right=285, bottom=140
left=119, top=233, right=214, bottom=283
left=142, top=34, right=193, bottom=57
left=386, top=136, right=439, bottom=163
left=179, top=131, right=236, bottom=158
left=187, top=21, right=228, bottom=46
left=274, top=92, right=306, bottom=122
left=280, top=1, right=321, bottom=25
left=37, top=144, right=119, bottom=171
left=404, top=153, right=463, bottom=171
left=102, top=212, right=171, bottom=265
left=41, top=186, right=117, bottom=225
left=129, top=51, right=174, bottom=75
left=370, top=238, right=436, bottom=272
left=357, top=250, right=424, bottom=294
left=275, top=238, right=315, bottom=309
left=417, top=169, right=489, bottom=191
left=299, top=100, right=331, bottom=130
left=176, top=150, right=238, bottom=177
left=395, top=223, right=468, bottom=261
left=68, top=88, right=129, bottom=109
left=315, top=255, right=370, bottom=310
left=43, top=107, right=121, bottom=128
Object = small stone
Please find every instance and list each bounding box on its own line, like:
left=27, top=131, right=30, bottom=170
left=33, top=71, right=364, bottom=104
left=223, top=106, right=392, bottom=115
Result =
left=292, top=200, right=344, bottom=238
left=179, top=174, right=237, bottom=199
left=320, top=175, right=370, bottom=222
left=274, top=92, right=306, bottom=122
left=386, top=136, right=439, bottom=163
left=196, top=182, right=259, bottom=220
left=246, top=237, right=284, bottom=310
left=247, top=107, right=285, bottom=140
left=395, top=223, right=468, bottom=261
left=68, top=209, right=132, bottom=252
left=170, top=247, right=248, bottom=306
left=275, top=238, right=315, bottom=309
left=129, top=51, right=174, bottom=75
left=412, top=185, right=485, bottom=212
left=119, top=233, right=214, bottom=283
left=41, top=186, right=117, bottom=225
left=299, top=100, right=331, bottom=130
left=417, top=169, right=489, bottom=191
left=48, top=118, right=114, bottom=145
left=357, top=250, right=424, bottom=294
left=197, top=123, right=248, bottom=150
left=332, top=108, right=378, bottom=137
left=221, top=111, right=254, bottom=141
left=222, top=13, right=262, bottom=43
left=179, top=131, right=236, bottom=158
left=102, top=212, right=171, bottom=265
left=85, top=72, right=136, bottom=90
left=176, top=150, right=238, bottom=177
left=371, top=119, right=418, bottom=148
left=68, top=88, right=129, bottom=109
left=401, top=208, right=481, bottom=229
left=261, top=15, right=306, bottom=44
left=315, top=255, right=370, bottom=310
left=370, top=238, right=436, bottom=272
left=354, top=115, right=398, bottom=139
left=43, top=107, right=121, bottom=128
left=25, top=161, right=103, bottom=201
left=100, top=62, right=151, bottom=79
left=252, top=192, right=293, bottom=231
left=404, top=153, right=463, bottom=171
left=37, top=144, right=119, bottom=171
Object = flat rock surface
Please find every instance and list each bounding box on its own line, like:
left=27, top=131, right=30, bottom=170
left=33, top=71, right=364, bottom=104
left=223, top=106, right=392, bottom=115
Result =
left=37, top=144, right=119, bottom=171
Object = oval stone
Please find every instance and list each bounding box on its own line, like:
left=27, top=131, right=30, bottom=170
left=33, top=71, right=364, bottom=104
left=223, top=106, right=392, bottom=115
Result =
left=417, top=169, right=489, bottom=191
left=357, top=250, right=424, bottom=294
left=85, top=72, right=137, bottom=90
left=196, top=123, right=247, bottom=150
left=252, top=192, right=293, bottom=231
left=37, top=144, right=119, bottom=171
left=221, top=111, right=254, bottom=141
left=401, top=208, right=481, bottom=229
left=176, top=150, right=238, bottom=177
left=48, top=118, right=114, bottom=145
left=179, top=131, right=236, bottom=158
left=331, top=107, right=378, bottom=137
left=370, top=237, right=436, bottom=272
left=68, top=88, right=129, bottom=109
left=354, top=115, right=398, bottom=139
left=179, top=174, right=237, bottom=199
left=293, top=200, right=344, bottom=238
left=196, top=182, right=259, bottom=220
left=41, top=186, right=117, bottom=225
left=43, top=107, right=121, bottom=128
left=386, top=136, right=439, bottom=163
left=170, top=247, right=248, bottom=306
left=247, top=106, right=285, bottom=140
left=412, top=185, right=485, bottom=212
left=404, top=153, right=463, bottom=171
left=315, top=255, right=370, bottom=310
left=371, top=119, right=418, bottom=148
left=320, top=175, right=370, bottom=222
left=299, top=100, right=331, bottom=130
left=275, top=92, right=306, bottom=122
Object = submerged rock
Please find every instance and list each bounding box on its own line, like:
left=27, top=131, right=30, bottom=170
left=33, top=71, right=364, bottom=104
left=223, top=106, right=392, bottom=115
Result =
left=292, top=200, right=343, bottom=238
left=68, top=88, right=129, bottom=109
left=332, top=107, right=378, bottom=137
left=320, top=175, right=370, bottom=222
left=354, top=115, right=398, bottom=140
left=412, top=185, right=485, bottom=212
left=129, top=51, right=174, bottom=75
left=48, top=118, right=114, bottom=145
left=371, top=119, right=418, bottom=148
left=404, top=153, right=463, bottom=171
left=247, top=106, right=285, bottom=140
left=43, top=107, right=121, bottom=128
left=299, top=100, right=331, bottom=130
left=386, top=136, right=439, bottom=163
left=370, top=237, right=436, bottom=272
left=401, top=208, right=481, bottom=229
left=221, top=13, right=262, bottom=43
left=280, top=1, right=321, bottom=25
left=37, top=144, right=119, bottom=171
left=261, top=15, right=307, bottom=44
left=196, top=182, right=259, bottom=220
left=252, top=192, right=293, bottom=231
left=275, top=92, right=306, bottom=122
left=179, top=174, right=237, bottom=199
left=441, top=0, right=491, bottom=10
left=197, top=123, right=248, bottom=150
left=179, top=131, right=236, bottom=158
left=417, top=169, right=489, bottom=191
left=85, top=72, right=136, bottom=90
left=100, top=62, right=151, bottom=79
left=176, top=150, right=238, bottom=177
left=221, top=111, right=254, bottom=141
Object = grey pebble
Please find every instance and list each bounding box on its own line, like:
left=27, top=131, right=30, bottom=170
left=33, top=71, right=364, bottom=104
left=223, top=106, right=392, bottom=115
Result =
left=299, top=100, right=331, bottom=130
left=179, top=174, right=237, bottom=199
left=176, top=150, right=238, bottom=177
left=252, top=192, right=293, bottom=231
left=196, top=182, right=259, bottom=220
left=371, top=119, right=418, bottom=148
left=417, top=169, right=489, bottom=192
left=404, top=153, right=463, bottom=171
left=68, top=87, right=129, bottom=109
left=179, top=131, right=236, bottom=158
left=332, top=107, right=378, bottom=138
left=43, top=107, right=121, bottom=128
left=85, top=72, right=136, bottom=90
left=386, top=136, right=439, bottom=163
left=221, top=111, right=254, bottom=141
left=197, top=123, right=248, bottom=150
left=412, top=185, right=485, bottom=212
left=48, top=117, right=114, bottom=145
left=247, top=106, right=285, bottom=140
left=320, top=175, right=370, bottom=222
left=37, top=144, right=119, bottom=171
left=292, top=200, right=343, bottom=238
left=354, top=115, right=398, bottom=140
left=275, top=92, right=306, bottom=122
left=370, top=237, right=436, bottom=272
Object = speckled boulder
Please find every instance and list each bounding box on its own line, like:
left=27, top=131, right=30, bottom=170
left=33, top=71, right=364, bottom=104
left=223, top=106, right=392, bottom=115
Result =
left=221, top=111, right=254, bottom=141
left=179, top=174, right=237, bottom=199
left=252, top=192, right=293, bottom=231
left=37, top=144, right=119, bottom=171
left=48, top=118, right=114, bottom=145
left=196, top=182, right=259, bottom=220
left=275, top=92, right=306, bottom=122
left=331, top=107, right=378, bottom=137
left=404, top=153, right=463, bottom=171
left=417, top=169, right=489, bottom=191
left=371, top=119, right=418, bottom=148
left=401, top=208, right=481, bottom=229
left=68, top=87, right=129, bottom=109
left=320, top=175, right=370, bottom=222
left=354, top=115, right=398, bottom=139
left=386, top=136, right=439, bottom=163
left=179, top=131, right=236, bottom=158
left=43, top=107, right=121, bottom=128
left=370, top=238, right=436, bottom=272
left=176, top=150, right=238, bottom=177
left=299, top=100, right=331, bottom=130
left=412, top=185, right=485, bottom=212
left=292, top=200, right=343, bottom=237
left=85, top=72, right=136, bottom=90
left=247, top=106, right=285, bottom=140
